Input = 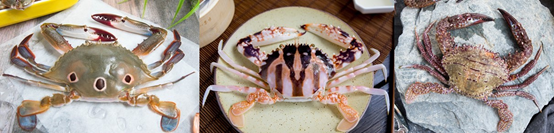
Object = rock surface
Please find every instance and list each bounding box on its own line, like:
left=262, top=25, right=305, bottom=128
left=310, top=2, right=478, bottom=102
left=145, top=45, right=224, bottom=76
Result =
left=395, top=0, right=554, bottom=132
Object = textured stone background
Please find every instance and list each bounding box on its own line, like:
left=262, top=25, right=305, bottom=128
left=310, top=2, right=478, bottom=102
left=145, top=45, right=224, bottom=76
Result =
left=395, top=0, right=554, bottom=132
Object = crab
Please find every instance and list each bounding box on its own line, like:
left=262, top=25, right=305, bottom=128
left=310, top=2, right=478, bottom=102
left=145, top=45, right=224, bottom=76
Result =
left=1, top=0, right=35, bottom=10
left=404, top=0, right=463, bottom=8
left=3, top=13, right=194, bottom=132
left=401, top=9, right=549, bottom=132
left=202, top=24, right=390, bottom=132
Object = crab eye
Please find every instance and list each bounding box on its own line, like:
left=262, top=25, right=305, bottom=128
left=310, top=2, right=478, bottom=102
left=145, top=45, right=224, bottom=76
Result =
left=68, top=72, right=78, bottom=83
left=122, top=74, right=133, bottom=84
left=94, top=77, right=107, bottom=91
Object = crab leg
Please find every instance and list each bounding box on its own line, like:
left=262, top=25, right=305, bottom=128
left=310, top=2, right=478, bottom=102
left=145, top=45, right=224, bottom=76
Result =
left=327, top=64, right=387, bottom=87
left=418, top=25, right=447, bottom=75
left=333, top=48, right=379, bottom=79
left=404, top=82, right=453, bottom=104
left=211, top=62, right=268, bottom=88
left=120, top=93, right=181, bottom=132
left=2, top=74, right=66, bottom=91
left=236, top=26, right=305, bottom=66
left=10, top=34, right=50, bottom=74
left=148, top=31, right=184, bottom=78
left=136, top=71, right=195, bottom=94
left=40, top=23, right=117, bottom=54
left=16, top=92, right=78, bottom=131
left=203, top=85, right=280, bottom=127
left=496, top=65, right=549, bottom=90
left=483, top=99, right=513, bottom=132
left=148, top=30, right=182, bottom=69
left=315, top=92, right=359, bottom=132
left=302, top=23, right=364, bottom=70
left=491, top=91, right=540, bottom=111
left=214, top=40, right=261, bottom=79
left=91, top=14, right=168, bottom=56
left=436, top=13, right=493, bottom=54
left=497, top=9, right=534, bottom=73
left=328, top=86, right=390, bottom=113
left=508, top=44, right=543, bottom=81
left=401, top=64, right=448, bottom=84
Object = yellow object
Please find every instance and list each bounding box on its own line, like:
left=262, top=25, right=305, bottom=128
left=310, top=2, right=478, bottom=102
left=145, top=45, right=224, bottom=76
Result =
left=0, top=0, right=78, bottom=28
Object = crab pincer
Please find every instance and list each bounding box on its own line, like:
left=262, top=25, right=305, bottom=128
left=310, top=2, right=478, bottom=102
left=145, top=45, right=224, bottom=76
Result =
left=40, top=23, right=117, bottom=53
left=91, top=13, right=168, bottom=56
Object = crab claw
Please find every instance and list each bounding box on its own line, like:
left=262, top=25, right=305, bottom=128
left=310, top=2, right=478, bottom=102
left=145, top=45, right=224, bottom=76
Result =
left=41, top=23, right=117, bottom=41
left=92, top=13, right=157, bottom=36
left=448, top=13, right=494, bottom=29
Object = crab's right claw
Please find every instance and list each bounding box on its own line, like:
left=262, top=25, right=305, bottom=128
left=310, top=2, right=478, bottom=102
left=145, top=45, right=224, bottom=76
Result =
left=92, top=13, right=158, bottom=36
left=161, top=113, right=180, bottom=132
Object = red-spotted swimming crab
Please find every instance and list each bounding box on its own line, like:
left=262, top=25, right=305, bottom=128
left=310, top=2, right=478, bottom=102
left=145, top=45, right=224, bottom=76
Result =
left=4, top=13, right=194, bottom=132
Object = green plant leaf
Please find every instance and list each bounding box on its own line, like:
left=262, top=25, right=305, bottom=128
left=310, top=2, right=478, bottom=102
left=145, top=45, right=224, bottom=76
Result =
left=141, top=0, right=148, bottom=18
left=168, top=0, right=200, bottom=29
left=171, top=0, right=185, bottom=24
left=117, top=0, right=129, bottom=4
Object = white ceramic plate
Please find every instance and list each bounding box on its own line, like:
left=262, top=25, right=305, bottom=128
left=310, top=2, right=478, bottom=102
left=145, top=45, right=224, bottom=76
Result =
left=214, top=6, right=377, bottom=133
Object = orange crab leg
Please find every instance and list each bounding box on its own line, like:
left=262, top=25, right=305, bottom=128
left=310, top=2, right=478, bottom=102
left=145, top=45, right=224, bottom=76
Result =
left=202, top=85, right=280, bottom=127
left=315, top=92, right=359, bottom=132
left=210, top=62, right=268, bottom=88
left=16, top=92, right=78, bottom=131
left=401, top=64, right=448, bottom=84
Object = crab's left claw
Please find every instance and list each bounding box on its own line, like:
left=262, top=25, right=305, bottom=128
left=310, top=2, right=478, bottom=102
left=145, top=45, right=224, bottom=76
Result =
left=41, top=23, right=117, bottom=41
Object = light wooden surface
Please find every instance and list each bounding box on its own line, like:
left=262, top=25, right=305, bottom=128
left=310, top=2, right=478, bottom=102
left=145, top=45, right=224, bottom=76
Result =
left=0, top=0, right=199, bottom=44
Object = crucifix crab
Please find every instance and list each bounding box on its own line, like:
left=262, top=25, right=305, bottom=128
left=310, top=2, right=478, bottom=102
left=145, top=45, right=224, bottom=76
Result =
left=4, top=13, right=194, bottom=132
left=202, top=24, right=390, bottom=132
left=401, top=9, right=549, bottom=132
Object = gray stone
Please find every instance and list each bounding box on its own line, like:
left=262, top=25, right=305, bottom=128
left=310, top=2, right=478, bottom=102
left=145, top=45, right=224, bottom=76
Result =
left=395, top=0, right=554, bottom=132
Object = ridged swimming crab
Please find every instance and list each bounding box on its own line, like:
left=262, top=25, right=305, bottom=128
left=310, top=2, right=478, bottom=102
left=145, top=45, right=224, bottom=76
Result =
left=202, top=24, right=390, bottom=132
left=4, top=13, right=194, bottom=132
left=402, top=9, right=549, bottom=132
